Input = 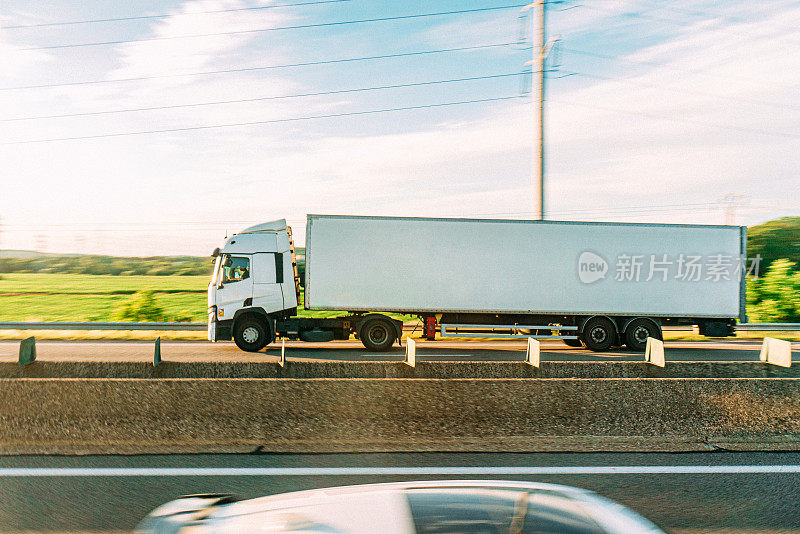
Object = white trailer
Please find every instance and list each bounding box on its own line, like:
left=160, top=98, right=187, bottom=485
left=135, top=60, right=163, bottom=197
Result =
left=208, top=215, right=746, bottom=352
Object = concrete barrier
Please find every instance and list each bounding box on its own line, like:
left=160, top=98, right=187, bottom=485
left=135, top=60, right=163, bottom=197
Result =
left=3, top=360, right=800, bottom=379
left=0, top=377, right=799, bottom=454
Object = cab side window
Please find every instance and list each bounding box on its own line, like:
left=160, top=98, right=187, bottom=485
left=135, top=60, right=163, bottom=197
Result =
left=222, top=256, right=250, bottom=283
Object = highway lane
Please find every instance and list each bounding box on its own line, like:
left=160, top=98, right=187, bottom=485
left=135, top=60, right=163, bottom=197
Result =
left=0, top=338, right=798, bottom=362
left=0, top=452, right=798, bottom=533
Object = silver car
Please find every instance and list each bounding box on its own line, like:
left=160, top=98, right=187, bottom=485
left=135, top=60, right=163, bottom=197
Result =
left=137, top=480, right=665, bottom=534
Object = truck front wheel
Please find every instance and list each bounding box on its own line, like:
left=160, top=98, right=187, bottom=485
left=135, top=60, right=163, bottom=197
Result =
left=234, top=316, right=271, bottom=352
left=359, top=317, right=397, bottom=352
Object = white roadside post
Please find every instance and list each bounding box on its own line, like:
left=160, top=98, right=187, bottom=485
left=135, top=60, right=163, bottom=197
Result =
left=525, top=337, right=540, bottom=368
left=644, top=337, right=665, bottom=367
left=405, top=337, right=416, bottom=367
left=278, top=338, right=286, bottom=367
left=759, top=337, right=791, bottom=367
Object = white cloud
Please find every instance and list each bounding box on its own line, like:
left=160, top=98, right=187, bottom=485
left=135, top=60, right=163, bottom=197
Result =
left=111, top=0, right=290, bottom=80
left=0, top=20, right=53, bottom=77
left=2, top=0, right=799, bottom=255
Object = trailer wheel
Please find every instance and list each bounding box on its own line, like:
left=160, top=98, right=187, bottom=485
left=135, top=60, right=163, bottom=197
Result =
left=233, top=316, right=271, bottom=352
left=562, top=338, right=583, bottom=348
left=580, top=317, right=616, bottom=352
left=624, top=318, right=661, bottom=352
left=359, top=317, right=396, bottom=352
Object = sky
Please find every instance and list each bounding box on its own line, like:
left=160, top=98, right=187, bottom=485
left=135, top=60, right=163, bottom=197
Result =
left=0, top=0, right=798, bottom=256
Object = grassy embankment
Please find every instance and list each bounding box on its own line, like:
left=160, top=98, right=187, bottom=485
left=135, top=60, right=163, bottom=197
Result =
left=0, top=273, right=797, bottom=341
left=0, top=273, right=417, bottom=340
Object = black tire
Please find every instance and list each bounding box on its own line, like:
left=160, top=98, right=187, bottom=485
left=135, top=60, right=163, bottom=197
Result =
left=580, top=317, right=617, bottom=352
left=360, top=317, right=397, bottom=351
left=233, top=316, right=270, bottom=352
left=562, top=338, right=583, bottom=348
left=624, top=318, right=661, bottom=352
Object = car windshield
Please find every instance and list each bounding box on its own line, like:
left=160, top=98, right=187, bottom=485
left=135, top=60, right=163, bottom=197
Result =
left=406, top=488, right=606, bottom=534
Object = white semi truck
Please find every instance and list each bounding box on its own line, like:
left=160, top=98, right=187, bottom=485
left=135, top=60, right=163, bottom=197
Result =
left=208, top=215, right=746, bottom=352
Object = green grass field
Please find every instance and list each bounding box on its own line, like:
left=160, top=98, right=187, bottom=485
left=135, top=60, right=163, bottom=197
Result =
left=0, top=273, right=206, bottom=294
left=0, top=273, right=413, bottom=325
left=0, top=273, right=208, bottom=322
left=4, top=273, right=793, bottom=342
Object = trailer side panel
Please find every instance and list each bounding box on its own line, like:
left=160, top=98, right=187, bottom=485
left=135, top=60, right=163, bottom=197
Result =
left=305, top=215, right=743, bottom=318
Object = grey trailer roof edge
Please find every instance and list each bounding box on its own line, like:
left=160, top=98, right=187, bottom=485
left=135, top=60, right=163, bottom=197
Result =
left=305, top=213, right=744, bottom=231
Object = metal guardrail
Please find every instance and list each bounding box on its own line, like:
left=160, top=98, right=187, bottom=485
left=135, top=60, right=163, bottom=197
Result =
left=737, top=323, right=800, bottom=331
left=0, top=321, right=421, bottom=332
left=0, top=321, right=798, bottom=332
left=0, top=321, right=206, bottom=331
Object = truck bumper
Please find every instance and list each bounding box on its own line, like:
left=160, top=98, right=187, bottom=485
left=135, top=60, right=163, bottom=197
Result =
left=208, top=313, right=233, bottom=342
left=207, top=320, right=216, bottom=342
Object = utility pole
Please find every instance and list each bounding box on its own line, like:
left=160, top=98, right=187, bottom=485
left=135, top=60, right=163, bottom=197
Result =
left=536, top=0, right=545, bottom=220
left=524, top=1, right=548, bottom=220
left=35, top=233, right=47, bottom=253
left=721, top=194, right=748, bottom=225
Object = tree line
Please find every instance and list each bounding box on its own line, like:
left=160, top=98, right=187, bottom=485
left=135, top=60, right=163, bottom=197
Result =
left=0, top=218, right=797, bottom=321
left=0, top=254, right=213, bottom=276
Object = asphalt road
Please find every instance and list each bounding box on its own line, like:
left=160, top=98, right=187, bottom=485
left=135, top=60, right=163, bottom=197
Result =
left=0, top=338, right=798, bottom=362
left=0, top=452, right=798, bottom=533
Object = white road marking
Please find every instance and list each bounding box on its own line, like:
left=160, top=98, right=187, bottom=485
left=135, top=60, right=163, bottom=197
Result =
left=0, top=465, right=798, bottom=477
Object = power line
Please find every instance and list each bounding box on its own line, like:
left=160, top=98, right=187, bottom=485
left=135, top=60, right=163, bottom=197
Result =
left=0, top=72, right=522, bottom=122
left=632, top=0, right=799, bottom=35
left=562, top=47, right=766, bottom=84
left=578, top=2, right=800, bottom=38
left=7, top=199, right=796, bottom=231
left=2, top=95, right=521, bottom=145
left=561, top=70, right=800, bottom=113
left=7, top=205, right=783, bottom=233
left=548, top=97, right=800, bottom=140
left=0, top=42, right=517, bottom=91
left=17, top=5, right=527, bottom=51
left=435, top=202, right=722, bottom=218
left=1, top=0, right=353, bottom=29
left=571, top=4, right=800, bottom=73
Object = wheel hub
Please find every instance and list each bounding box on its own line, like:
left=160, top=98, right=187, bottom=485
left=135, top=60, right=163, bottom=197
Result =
left=368, top=325, right=388, bottom=344
left=633, top=326, right=650, bottom=342
left=590, top=327, right=607, bottom=343
left=242, top=326, right=259, bottom=344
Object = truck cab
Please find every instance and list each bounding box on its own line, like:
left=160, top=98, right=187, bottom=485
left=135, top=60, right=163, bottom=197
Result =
left=208, top=220, right=300, bottom=349
left=208, top=219, right=403, bottom=352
